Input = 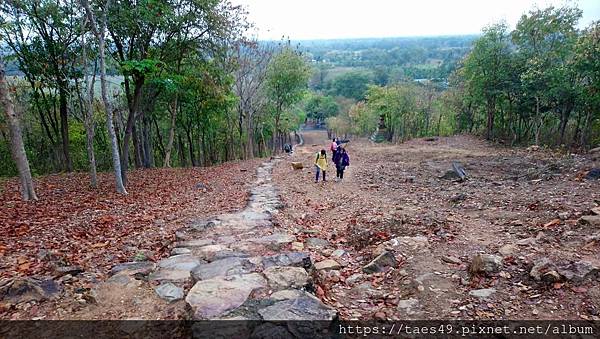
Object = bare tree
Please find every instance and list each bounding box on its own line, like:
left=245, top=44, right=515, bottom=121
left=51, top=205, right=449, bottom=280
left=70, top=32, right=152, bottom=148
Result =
left=0, top=60, right=38, bottom=200
left=80, top=0, right=127, bottom=194
left=232, top=40, right=273, bottom=159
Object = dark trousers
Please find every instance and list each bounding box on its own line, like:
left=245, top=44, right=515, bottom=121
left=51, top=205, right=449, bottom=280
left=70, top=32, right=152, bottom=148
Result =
left=315, top=166, right=326, bottom=182
left=336, top=167, right=344, bottom=179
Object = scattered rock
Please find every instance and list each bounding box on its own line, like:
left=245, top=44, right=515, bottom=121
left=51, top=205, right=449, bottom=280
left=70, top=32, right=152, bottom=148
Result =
left=291, top=162, right=304, bottom=170
left=331, top=249, right=346, bottom=258
left=530, top=258, right=561, bottom=283
left=498, top=244, right=517, bottom=256
left=579, top=215, right=600, bottom=227
left=192, top=257, right=255, bottom=281
left=591, top=207, right=600, bottom=216
left=314, top=259, right=342, bottom=271
left=177, top=239, right=214, bottom=248
left=469, top=288, right=496, bottom=298
left=363, top=251, right=398, bottom=274
left=397, top=298, right=420, bottom=314
left=305, top=238, right=330, bottom=249
left=450, top=193, right=467, bottom=203
left=516, top=238, right=537, bottom=246
left=556, top=261, right=599, bottom=283
left=585, top=168, right=600, bottom=180
left=186, top=273, right=267, bottom=319
left=469, top=254, right=502, bottom=274
left=345, top=273, right=363, bottom=285
left=154, top=283, right=184, bottom=302
left=441, top=256, right=462, bottom=265
left=291, top=242, right=304, bottom=251
left=384, top=236, right=429, bottom=252
left=263, top=266, right=309, bottom=289
left=258, top=297, right=337, bottom=321
left=55, top=265, right=84, bottom=277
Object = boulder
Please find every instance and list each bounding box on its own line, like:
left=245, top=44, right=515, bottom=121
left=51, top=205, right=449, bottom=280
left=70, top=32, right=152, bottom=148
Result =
left=291, top=162, right=304, bottom=170
left=154, top=283, right=184, bottom=302
left=185, top=273, right=267, bottom=319
left=270, top=289, right=318, bottom=301
left=191, top=257, right=254, bottom=281
left=291, top=242, right=304, bottom=251
left=314, top=259, right=342, bottom=271
left=258, top=297, right=337, bottom=321
left=498, top=244, right=517, bottom=256
left=263, top=266, right=309, bottom=289
left=363, top=251, right=398, bottom=274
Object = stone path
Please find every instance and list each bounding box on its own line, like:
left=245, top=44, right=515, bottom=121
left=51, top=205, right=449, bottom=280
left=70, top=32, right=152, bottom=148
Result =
left=107, top=159, right=337, bottom=321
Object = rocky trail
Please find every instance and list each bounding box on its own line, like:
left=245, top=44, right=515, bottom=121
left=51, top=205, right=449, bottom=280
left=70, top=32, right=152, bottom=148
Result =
left=1, top=129, right=599, bottom=327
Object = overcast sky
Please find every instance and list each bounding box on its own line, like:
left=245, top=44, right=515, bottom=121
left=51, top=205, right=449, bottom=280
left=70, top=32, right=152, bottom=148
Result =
left=232, top=0, right=600, bottom=40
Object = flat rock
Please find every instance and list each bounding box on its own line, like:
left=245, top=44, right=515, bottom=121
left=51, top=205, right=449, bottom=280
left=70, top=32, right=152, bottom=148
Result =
left=250, top=233, right=295, bottom=245
left=177, top=239, right=215, bottom=247
left=305, top=238, right=330, bottom=249
left=270, top=289, right=318, bottom=301
left=110, top=261, right=156, bottom=277
left=264, top=266, right=309, bottom=289
left=469, top=288, right=496, bottom=298
left=530, top=258, right=560, bottom=282
left=262, top=252, right=311, bottom=269
left=158, top=255, right=203, bottom=271
left=384, top=236, right=429, bottom=253
left=258, top=297, right=337, bottom=321
left=314, top=259, right=342, bottom=271
left=185, top=273, right=267, bottom=319
left=397, top=298, right=420, bottom=313
left=155, top=282, right=184, bottom=302
left=192, top=257, right=255, bottom=281
left=363, top=251, right=398, bottom=274
left=345, top=273, right=364, bottom=285
left=171, top=248, right=192, bottom=255
left=148, top=269, right=191, bottom=283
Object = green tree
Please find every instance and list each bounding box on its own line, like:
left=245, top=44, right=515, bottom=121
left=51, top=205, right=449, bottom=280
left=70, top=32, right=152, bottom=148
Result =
left=328, top=71, right=371, bottom=100
left=265, top=47, right=311, bottom=152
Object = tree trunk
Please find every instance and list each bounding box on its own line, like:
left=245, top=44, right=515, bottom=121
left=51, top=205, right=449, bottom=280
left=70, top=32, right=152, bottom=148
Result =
left=58, top=83, right=72, bottom=172
left=0, top=61, right=38, bottom=200
left=81, top=0, right=126, bottom=194
left=164, top=97, right=178, bottom=167
left=120, top=77, right=144, bottom=185
left=534, top=96, right=541, bottom=146
left=485, top=97, right=495, bottom=140
left=81, top=26, right=98, bottom=188
left=132, top=122, right=142, bottom=168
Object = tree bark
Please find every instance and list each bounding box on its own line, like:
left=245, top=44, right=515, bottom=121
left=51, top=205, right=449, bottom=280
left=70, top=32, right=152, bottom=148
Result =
left=58, top=82, right=72, bottom=171
left=80, top=0, right=126, bottom=194
left=0, top=61, right=38, bottom=200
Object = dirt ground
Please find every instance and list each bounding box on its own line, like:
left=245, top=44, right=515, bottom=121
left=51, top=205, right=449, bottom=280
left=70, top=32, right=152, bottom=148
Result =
left=272, top=130, right=600, bottom=320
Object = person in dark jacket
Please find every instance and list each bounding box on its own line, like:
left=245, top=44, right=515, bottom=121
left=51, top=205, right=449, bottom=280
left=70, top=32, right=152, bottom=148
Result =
left=334, top=147, right=350, bottom=181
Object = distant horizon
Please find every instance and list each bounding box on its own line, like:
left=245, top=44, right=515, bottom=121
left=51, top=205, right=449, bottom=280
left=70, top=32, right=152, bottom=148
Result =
left=265, top=34, right=481, bottom=43
left=233, top=0, right=600, bottom=40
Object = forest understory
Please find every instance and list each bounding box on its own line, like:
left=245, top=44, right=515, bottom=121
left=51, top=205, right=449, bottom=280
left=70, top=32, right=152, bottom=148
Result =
left=0, top=130, right=599, bottom=321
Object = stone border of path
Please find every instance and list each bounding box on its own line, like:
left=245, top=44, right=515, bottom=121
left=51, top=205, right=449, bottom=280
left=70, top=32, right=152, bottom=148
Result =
left=107, top=158, right=338, bottom=321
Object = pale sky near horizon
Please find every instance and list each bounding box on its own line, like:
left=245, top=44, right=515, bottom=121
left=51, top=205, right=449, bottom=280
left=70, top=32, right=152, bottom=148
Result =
left=231, top=0, right=600, bottom=40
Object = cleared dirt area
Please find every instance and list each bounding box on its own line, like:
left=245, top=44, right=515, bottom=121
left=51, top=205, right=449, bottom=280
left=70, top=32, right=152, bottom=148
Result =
left=272, top=130, right=600, bottom=320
